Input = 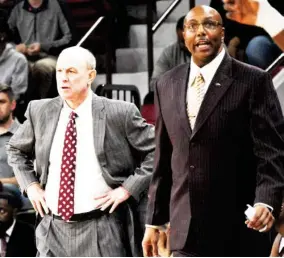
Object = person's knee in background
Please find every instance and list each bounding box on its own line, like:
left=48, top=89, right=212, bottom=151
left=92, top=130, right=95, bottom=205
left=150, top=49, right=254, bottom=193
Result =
left=246, top=35, right=282, bottom=69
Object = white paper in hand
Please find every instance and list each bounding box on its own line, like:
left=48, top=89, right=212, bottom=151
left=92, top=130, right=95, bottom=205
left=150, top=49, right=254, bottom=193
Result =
left=244, top=204, right=267, bottom=232
left=245, top=204, right=256, bottom=220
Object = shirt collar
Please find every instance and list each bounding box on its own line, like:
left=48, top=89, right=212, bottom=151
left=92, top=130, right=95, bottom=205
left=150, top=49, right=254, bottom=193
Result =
left=63, top=90, right=92, bottom=117
left=6, top=219, right=16, bottom=238
left=23, top=0, right=48, bottom=13
left=190, top=47, right=226, bottom=84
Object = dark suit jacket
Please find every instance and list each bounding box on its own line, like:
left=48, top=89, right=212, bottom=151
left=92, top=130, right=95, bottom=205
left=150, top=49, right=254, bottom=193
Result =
left=6, top=220, right=36, bottom=257
left=147, top=52, right=284, bottom=256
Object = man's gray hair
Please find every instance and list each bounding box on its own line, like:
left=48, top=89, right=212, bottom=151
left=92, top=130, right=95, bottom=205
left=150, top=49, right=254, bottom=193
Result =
left=60, top=46, right=96, bottom=70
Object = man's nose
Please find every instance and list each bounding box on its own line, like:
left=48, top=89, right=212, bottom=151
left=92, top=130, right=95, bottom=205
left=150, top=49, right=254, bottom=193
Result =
left=196, top=23, right=206, bottom=36
left=61, top=71, right=68, bottom=82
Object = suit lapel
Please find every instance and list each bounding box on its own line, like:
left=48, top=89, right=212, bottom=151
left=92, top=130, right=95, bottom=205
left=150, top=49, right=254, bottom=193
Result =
left=174, top=63, right=192, bottom=138
left=42, top=97, right=63, bottom=183
left=191, top=53, right=234, bottom=139
left=92, top=93, right=107, bottom=167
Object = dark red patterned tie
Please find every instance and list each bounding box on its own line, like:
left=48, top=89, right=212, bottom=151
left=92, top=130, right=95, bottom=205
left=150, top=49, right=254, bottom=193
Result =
left=58, top=111, right=77, bottom=221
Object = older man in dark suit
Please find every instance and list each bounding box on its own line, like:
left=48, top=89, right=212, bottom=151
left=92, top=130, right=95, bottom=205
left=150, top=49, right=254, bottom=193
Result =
left=142, top=5, right=284, bottom=257
left=6, top=46, right=155, bottom=256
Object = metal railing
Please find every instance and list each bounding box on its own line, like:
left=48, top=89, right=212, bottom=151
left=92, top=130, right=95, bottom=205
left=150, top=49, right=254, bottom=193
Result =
left=147, top=0, right=195, bottom=90
left=76, top=16, right=112, bottom=84
left=266, top=53, right=284, bottom=75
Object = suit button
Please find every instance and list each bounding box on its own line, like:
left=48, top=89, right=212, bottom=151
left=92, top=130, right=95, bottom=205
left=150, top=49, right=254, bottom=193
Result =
left=191, top=142, right=195, bottom=147
left=189, top=165, right=195, bottom=170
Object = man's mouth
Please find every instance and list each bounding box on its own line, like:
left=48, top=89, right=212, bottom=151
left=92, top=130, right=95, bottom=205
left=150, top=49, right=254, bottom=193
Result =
left=195, top=41, right=211, bottom=51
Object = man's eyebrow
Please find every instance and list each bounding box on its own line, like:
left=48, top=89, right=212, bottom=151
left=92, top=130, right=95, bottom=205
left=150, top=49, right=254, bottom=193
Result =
left=57, top=67, right=77, bottom=70
left=186, top=18, right=198, bottom=23
left=186, top=16, right=216, bottom=23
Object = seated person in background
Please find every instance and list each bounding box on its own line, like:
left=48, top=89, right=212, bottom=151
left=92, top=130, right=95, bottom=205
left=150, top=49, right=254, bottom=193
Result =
left=8, top=0, right=72, bottom=99
left=141, top=91, right=155, bottom=125
left=150, top=16, right=191, bottom=90
left=221, top=0, right=284, bottom=69
left=0, top=84, right=32, bottom=210
left=0, top=9, right=28, bottom=101
left=0, top=182, right=36, bottom=257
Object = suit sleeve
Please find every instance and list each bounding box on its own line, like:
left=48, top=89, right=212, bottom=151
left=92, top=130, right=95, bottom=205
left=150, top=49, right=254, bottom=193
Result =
left=122, top=103, right=155, bottom=201
left=250, top=71, right=284, bottom=216
left=7, top=102, right=38, bottom=193
left=146, top=84, right=173, bottom=226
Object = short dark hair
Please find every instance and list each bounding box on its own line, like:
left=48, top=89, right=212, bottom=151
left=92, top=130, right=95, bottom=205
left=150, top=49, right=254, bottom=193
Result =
left=0, top=83, right=15, bottom=101
left=0, top=182, right=22, bottom=209
left=176, top=15, right=185, bottom=31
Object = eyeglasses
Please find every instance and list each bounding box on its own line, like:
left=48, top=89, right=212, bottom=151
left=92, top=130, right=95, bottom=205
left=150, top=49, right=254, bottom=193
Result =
left=184, top=20, right=222, bottom=33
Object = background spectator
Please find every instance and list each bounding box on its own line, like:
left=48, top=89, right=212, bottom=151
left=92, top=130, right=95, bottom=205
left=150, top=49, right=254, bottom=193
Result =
left=0, top=9, right=28, bottom=101
left=0, top=83, right=32, bottom=210
left=150, top=15, right=191, bottom=90
left=8, top=0, right=72, bottom=99
left=211, top=0, right=283, bottom=69
left=0, top=181, right=36, bottom=257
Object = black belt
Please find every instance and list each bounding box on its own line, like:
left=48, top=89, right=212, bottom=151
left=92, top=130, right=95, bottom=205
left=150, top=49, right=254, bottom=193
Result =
left=52, top=208, right=109, bottom=222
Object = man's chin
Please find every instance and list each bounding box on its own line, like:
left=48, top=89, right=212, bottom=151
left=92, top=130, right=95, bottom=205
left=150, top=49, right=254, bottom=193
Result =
left=0, top=116, right=10, bottom=125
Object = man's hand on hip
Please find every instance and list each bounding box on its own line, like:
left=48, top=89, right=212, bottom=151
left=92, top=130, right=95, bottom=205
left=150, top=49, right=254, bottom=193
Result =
left=142, top=227, right=160, bottom=257
left=94, top=186, right=131, bottom=213
left=245, top=205, right=275, bottom=232
left=27, top=183, right=49, bottom=217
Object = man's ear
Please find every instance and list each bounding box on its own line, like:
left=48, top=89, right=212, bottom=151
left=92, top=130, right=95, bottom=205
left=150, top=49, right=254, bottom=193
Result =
left=11, top=99, right=16, bottom=112
left=88, top=69, right=96, bottom=85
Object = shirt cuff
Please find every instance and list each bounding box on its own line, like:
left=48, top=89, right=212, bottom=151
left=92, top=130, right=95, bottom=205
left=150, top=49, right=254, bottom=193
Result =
left=254, top=202, right=273, bottom=212
left=145, top=223, right=169, bottom=231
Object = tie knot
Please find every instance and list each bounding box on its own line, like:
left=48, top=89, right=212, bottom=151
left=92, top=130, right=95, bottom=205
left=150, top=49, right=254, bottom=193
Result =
left=192, top=73, right=204, bottom=87
left=69, top=111, right=77, bottom=120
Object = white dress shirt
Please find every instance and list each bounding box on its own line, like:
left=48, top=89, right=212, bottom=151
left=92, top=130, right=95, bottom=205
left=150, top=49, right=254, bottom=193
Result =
left=188, top=47, right=225, bottom=98
left=0, top=219, right=16, bottom=254
left=45, top=90, right=111, bottom=214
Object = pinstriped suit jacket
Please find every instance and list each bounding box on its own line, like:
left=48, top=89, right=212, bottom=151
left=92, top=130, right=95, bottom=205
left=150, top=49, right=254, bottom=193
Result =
left=147, top=52, right=284, bottom=256
left=7, top=93, right=155, bottom=203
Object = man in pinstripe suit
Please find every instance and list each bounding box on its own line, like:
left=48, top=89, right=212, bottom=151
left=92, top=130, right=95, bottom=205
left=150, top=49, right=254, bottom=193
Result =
left=6, top=46, right=155, bottom=256
left=143, top=5, right=284, bottom=257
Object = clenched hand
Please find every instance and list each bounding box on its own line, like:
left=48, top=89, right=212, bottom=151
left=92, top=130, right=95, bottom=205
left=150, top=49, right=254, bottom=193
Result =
left=245, top=205, right=275, bottom=232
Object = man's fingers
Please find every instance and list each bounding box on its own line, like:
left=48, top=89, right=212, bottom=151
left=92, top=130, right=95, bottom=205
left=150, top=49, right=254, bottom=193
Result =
left=94, top=193, right=109, bottom=200
left=109, top=200, right=120, bottom=214
left=40, top=197, right=49, bottom=214
left=100, top=198, right=114, bottom=211
left=253, top=210, right=269, bottom=228
left=35, top=201, right=45, bottom=217
left=142, top=244, right=152, bottom=257
left=94, top=195, right=111, bottom=208
left=152, top=239, right=159, bottom=257
left=251, top=210, right=270, bottom=230
left=31, top=200, right=38, bottom=213
left=266, top=218, right=275, bottom=231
